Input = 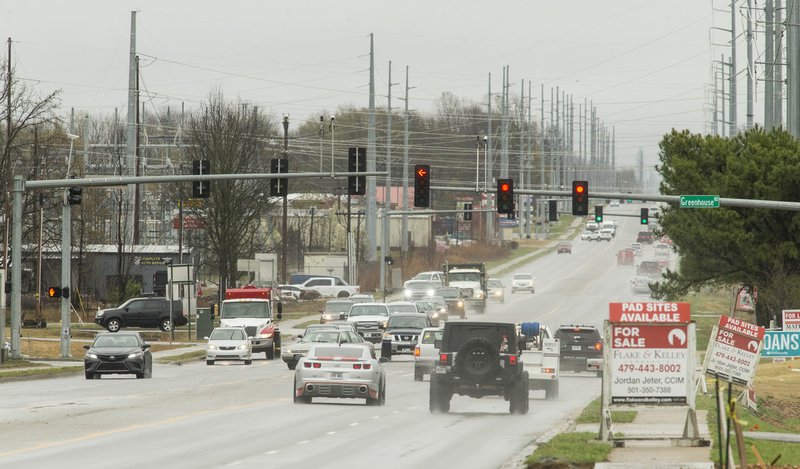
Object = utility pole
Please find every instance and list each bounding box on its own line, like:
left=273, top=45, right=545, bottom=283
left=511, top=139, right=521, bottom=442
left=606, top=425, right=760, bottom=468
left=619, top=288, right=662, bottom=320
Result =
left=281, top=116, right=289, bottom=284
left=126, top=11, right=137, bottom=246
left=486, top=73, right=494, bottom=242
left=766, top=0, right=775, bottom=130
left=526, top=81, right=532, bottom=239
left=746, top=0, right=754, bottom=130
left=730, top=0, right=738, bottom=136
left=401, top=66, right=410, bottom=253
left=776, top=0, right=784, bottom=127
left=789, top=0, right=800, bottom=136
left=380, top=61, right=394, bottom=296
left=366, top=33, right=377, bottom=262
left=2, top=37, right=11, bottom=357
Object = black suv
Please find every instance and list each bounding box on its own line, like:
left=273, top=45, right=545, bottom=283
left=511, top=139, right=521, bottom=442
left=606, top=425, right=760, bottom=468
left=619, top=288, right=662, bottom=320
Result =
left=95, top=297, right=185, bottom=332
left=554, top=325, right=603, bottom=376
left=429, top=321, right=529, bottom=414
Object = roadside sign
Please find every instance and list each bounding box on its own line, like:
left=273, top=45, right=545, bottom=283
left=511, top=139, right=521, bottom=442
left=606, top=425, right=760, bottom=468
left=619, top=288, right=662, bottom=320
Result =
left=762, top=331, right=800, bottom=357
left=679, top=195, right=720, bottom=208
left=610, top=324, right=690, bottom=404
left=704, top=316, right=765, bottom=386
left=608, top=302, right=692, bottom=405
left=782, top=309, right=800, bottom=331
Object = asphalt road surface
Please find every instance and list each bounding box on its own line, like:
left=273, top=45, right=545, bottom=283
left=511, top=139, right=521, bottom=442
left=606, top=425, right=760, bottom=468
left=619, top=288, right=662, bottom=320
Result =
left=0, top=205, right=667, bottom=469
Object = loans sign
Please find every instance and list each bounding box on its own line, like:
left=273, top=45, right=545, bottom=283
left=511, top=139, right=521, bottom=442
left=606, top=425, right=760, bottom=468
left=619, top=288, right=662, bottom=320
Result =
left=704, top=316, right=764, bottom=386
left=762, top=331, right=800, bottom=358
left=608, top=302, right=692, bottom=405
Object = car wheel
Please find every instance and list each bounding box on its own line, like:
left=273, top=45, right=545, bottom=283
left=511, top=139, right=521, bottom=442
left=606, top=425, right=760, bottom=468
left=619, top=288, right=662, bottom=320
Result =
left=146, top=364, right=153, bottom=379
left=159, top=318, right=172, bottom=332
left=293, top=378, right=311, bottom=404
left=287, top=361, right=297, bottom=370
left=93, top=373, right=101, bottom=379
left=379, top=379, right=386, bottom=406
left=136, top=372, right=144, bottom=379
left=509, top=372, right=530, bottom=415
left=381, top=342, right=392, bottom=360
left=206, top=360, right=214, bottom=366
left=244, top=359, right=252, bottom=365
left=106, top=318, right=121, bottom=333
left=85, top=372, right=94, bottom=380
left=414, top=365, right=424, bottom=382
left=337, top=291, right=350, bottom=298
left=266, top=344, right=275, bottom=360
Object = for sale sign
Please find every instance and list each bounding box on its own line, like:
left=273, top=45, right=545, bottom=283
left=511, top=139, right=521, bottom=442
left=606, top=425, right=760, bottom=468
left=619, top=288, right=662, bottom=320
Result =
left=704, top=316, right=765, bottom=386
left=782, top=309, right=800, bottom=331
left=610, top=324, right=690, bottom=404
left=608, top=302, right=692, bottom=405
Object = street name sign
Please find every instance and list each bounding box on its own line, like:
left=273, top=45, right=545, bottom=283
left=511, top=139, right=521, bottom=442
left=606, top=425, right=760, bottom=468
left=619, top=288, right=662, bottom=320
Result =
left=762, top=331, right=800, bottom=357
left=608, top=302, right=692, bottom=405
left=704, top=316, right=764, bottom=386
left=679, top=195, right=720, bottom=208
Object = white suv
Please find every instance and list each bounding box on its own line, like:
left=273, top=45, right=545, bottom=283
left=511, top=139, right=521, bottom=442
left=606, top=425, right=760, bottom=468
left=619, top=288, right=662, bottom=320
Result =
left=511, top=273, right=536, bottom=294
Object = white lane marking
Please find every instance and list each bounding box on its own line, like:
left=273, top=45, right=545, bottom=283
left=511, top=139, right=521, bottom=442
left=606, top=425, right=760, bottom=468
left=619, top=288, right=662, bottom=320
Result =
left=265, top=450, right=278, bottom=455
left=349, top=422, right=359, bottom=427
left=392, top=410, right=399, bottom=414
left=297, top=440, right=310, bottom=445
left=371, top=416, right=380, bottom=420
left=326, top=431, right=336, bottom=435
left=226, top=462, right=242, bottom=467
left=401, top=373, right=413, bottom=377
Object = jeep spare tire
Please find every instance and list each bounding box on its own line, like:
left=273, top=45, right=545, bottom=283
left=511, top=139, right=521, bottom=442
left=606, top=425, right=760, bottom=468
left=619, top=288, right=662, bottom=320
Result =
left=454, top=337, right=499, bottom=380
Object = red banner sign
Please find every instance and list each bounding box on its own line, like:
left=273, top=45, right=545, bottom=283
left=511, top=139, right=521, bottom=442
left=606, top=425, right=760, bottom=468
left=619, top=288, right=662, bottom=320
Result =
left=611, top=325, right=688, bottom=349
left=609, top=302, right=691, bottom=323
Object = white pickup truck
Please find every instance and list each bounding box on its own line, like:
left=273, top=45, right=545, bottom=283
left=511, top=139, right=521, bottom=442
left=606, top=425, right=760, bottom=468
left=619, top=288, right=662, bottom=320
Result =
left=519, top=322, right=560, bottom=400
left=299, top=276, right=360, bottom=298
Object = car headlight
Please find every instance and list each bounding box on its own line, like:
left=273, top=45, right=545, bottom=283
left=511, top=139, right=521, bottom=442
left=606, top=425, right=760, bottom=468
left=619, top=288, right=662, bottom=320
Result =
left=382, top=320, right=388, bottom=329
left=383, top=332, right=393, bottom=339
left=237, top=344, right=248, bottom=350
left=128, top=351, right=143, bottom=359
left=208, top=344, right=218, bottom=350
left=404, top=290, right=412, bottom=298
left=427, top=289, right=435, bottom=296
left=95, top=310, right=105, bottom=317
left=86, top=353, right=97, bottom=359
left=432, top=312, right=439, bottom=319
left=322, top=314, right=332, bottom=320
left=260, top=332, right=274, bottom=338
left=457, top=301, right=464, bottom=307
left=285, top=348, right=293, bottom=354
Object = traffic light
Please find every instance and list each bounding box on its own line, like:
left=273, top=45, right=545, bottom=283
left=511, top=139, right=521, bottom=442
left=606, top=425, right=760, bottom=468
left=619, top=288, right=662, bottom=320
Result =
left=66, top=186, right=82, bottom=205
left=48, top=286, right=62, bottom=298
left=348, top=147, right=366, bottom=196
left=464, top=203, right=472, bottom=221
left=497, top=178, right=514, bottom=214
left=414, top=164, right=430, bottom=207
left=571, top=180, right=588, bottom=215
left=594, top=205, right=603, bottom=223
left=270, top=158, right=288, bottom=197
left=548, top=200, right=558, bottom=222
left=640, top=208, right=649, bottom=225
left=192, top=160, right=211, bottom=198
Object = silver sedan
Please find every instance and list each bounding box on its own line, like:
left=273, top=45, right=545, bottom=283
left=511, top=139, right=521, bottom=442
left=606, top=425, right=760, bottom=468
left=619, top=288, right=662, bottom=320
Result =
left=293, top=343, right=386, bottom=405
left=281, top=328, right=366, bottom=370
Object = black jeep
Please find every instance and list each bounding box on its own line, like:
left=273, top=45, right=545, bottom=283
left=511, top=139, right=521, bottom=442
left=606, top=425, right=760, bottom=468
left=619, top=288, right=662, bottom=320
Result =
left=429, top=321, right=529, bottom=414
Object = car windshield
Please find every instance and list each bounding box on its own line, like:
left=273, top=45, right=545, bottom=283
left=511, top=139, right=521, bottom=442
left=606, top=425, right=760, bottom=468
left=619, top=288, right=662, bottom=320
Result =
left=388, top=304, right=417, bottom=313
left=435, top=289, right=460, bottom=299
left=421, top=330, right=443, bottom=344
left=301, top=330, right=342, bottom=343
left=324, top=301, right=353, bottom=313
left=209, top=329, right=246, bottom=340
left=448, top=272, right=480, bottom=282
left=513, top=273, right=533, bottom=280
left=348, top=305, right=389, bottom=317
left=94, top=335, right=140, bottom=348
left=413, top=273, right=434, bottom=280
left=221, top=302, right=271, bottom=319
left=309, top=346, right=364, bottom=359
left=488, top=279, right=503, bottom=287
left=388, top=316, right=428, bottom=329
left=405, top=281, right=432, bottom=289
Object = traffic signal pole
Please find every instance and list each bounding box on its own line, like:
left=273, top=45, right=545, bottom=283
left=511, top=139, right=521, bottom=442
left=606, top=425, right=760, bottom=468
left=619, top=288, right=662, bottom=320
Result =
left=60, top=192, right=71, bottom=358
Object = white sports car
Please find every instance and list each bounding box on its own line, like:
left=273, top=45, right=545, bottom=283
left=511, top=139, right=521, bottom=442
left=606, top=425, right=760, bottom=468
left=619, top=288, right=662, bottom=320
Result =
left=293, top=343, right=386, bottom=405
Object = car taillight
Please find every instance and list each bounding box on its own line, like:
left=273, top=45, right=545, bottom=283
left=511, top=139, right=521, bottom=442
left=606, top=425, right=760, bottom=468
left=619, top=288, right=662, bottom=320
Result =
left=595, top=342, right=603, bottom=351
left=313, top=362, right=321, bottom=368
left=303, top=362, right=311, bottom=368
left=508, top=355, right=518, bottom=365
left=439, top=353, right=450, bottom=365
left=353, top=364, right=362, bottom=369
left=363, top=363, right=372, bottom=370
left=414, top=346, right=420, bottom=357
left=542, top=367, right=555, bottom=374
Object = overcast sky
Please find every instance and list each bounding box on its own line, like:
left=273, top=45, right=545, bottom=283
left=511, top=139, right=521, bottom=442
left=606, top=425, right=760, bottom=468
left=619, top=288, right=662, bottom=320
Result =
left=1, top=1, right=739, bottom=171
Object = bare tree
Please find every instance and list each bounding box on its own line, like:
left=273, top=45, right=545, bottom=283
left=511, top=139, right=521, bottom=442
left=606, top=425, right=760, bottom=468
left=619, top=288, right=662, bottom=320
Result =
left=184, top=90, right=279, bottom=287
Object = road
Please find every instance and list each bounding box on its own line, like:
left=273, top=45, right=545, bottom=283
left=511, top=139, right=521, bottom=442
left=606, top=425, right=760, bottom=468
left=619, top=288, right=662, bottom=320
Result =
left=0, top=205, right=667, bottom=469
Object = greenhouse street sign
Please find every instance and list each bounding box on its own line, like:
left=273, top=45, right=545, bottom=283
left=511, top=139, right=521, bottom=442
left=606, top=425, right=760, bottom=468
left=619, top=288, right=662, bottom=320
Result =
left=679, top=195, right=720, bottom=208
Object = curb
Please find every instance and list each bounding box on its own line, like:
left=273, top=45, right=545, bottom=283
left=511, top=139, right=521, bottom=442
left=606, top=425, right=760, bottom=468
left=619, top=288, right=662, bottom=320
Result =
left=500, top=418, right=578, bottom=469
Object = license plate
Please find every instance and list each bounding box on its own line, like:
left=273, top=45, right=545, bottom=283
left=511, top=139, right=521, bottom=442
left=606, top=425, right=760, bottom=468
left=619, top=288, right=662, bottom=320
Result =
left=330, top=372, right=343, bottom=379
left=572, top=345, right=582, bottom=351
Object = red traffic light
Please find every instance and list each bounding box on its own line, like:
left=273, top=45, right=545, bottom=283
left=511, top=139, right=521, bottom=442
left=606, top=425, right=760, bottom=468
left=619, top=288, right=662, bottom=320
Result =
left=416, top=167, right=428, bottom=178
left=575, top=185, right=585, bottom=193
left=500, top=182, right=510, bottom=192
